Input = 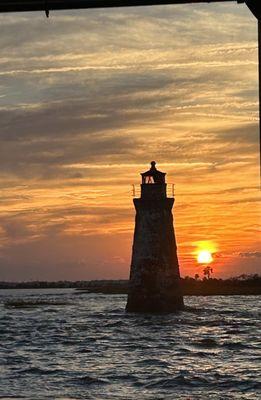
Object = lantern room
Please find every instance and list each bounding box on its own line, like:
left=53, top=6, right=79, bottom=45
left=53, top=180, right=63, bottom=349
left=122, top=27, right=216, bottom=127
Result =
left=139, top=161, right=168, bottom=200
left=141, top=161, right=166, bottom=184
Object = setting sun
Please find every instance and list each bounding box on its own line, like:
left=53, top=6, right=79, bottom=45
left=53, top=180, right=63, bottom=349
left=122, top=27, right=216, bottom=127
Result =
left=197, top=250, right=213, bottom=264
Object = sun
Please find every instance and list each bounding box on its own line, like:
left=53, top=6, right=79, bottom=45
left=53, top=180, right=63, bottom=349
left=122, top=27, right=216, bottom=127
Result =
left=197, top=250, right=213, bottom=264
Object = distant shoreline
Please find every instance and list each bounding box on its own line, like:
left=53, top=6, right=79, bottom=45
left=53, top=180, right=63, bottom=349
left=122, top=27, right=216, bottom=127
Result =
left=1, top=276, right=260, bottom=296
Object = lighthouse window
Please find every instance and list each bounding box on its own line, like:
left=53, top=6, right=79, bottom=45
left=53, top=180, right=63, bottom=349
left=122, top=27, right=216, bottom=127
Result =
left=145, top=176, right=154, bottom=184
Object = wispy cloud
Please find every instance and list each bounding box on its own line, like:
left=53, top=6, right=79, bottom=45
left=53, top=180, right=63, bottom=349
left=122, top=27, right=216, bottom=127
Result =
left=0, top=2, right=259, bottom=280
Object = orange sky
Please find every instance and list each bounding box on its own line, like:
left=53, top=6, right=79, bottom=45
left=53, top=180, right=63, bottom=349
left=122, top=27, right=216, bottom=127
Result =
left=0, top=3, right=260, bottom=280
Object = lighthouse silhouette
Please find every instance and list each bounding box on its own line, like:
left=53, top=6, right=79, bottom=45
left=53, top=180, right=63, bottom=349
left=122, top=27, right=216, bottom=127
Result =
left=126, top=161, right=184, bottom=312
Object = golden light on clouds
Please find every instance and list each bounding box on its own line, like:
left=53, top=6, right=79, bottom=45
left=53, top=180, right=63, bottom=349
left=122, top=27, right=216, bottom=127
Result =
left=0, top=3, right=260, bottom=281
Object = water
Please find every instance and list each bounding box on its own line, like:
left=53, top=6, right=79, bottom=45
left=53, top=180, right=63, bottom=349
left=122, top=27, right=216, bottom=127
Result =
left=0, top=289, right=260, bottom=399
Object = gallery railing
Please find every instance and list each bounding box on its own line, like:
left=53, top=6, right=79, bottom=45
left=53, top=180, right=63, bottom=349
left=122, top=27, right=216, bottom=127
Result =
left=132, top=183, right=175, bottom=198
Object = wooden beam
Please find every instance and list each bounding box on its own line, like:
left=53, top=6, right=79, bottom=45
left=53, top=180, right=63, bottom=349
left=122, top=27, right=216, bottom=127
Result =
left=0, top=0, right=243, bottom=14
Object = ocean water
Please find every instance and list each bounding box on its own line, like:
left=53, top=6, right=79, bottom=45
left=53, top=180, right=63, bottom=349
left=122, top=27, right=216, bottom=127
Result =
left=0, top=289, right=260, bottom=400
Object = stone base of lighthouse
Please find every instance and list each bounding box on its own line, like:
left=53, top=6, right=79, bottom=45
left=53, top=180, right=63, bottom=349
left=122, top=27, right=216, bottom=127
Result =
left=126, top=197, right=184, bottom=313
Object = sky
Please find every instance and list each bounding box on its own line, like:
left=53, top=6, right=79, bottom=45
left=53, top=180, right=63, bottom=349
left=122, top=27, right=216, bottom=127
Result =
left=0, top=2, right=260, bottom=281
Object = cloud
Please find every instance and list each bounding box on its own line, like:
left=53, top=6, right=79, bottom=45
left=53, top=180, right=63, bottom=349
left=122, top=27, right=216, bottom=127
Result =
left=239, top=252, right=261, bottom=258
left=229, top=197, right=260, bottom=205
left=0, top=2, right=259, bottom=280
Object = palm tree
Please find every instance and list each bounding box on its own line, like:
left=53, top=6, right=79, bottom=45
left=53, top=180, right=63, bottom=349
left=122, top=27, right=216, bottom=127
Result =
left=203, top=265, right=213, bottom=280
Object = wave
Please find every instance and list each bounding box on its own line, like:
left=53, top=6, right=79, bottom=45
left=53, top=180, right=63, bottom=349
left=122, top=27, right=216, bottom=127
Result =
left=71, top=375, right=109, bottom=386
left=1, top=291, right=260, bottom=399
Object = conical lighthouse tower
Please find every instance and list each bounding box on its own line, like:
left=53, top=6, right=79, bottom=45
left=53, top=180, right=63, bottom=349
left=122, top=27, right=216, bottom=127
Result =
left=126, top=161, right=183, bottom=312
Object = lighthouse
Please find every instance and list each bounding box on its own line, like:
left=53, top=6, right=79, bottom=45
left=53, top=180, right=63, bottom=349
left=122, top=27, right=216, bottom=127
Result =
left=126, top=161, right=184, bottom=312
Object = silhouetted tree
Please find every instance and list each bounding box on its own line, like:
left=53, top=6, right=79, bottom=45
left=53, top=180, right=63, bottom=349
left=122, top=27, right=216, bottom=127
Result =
left=203, top=266, right=213, bottom=280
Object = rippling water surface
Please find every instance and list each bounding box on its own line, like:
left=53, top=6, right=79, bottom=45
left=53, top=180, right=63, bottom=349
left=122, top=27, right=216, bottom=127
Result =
left=0, top=289, right=260, bottom=399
